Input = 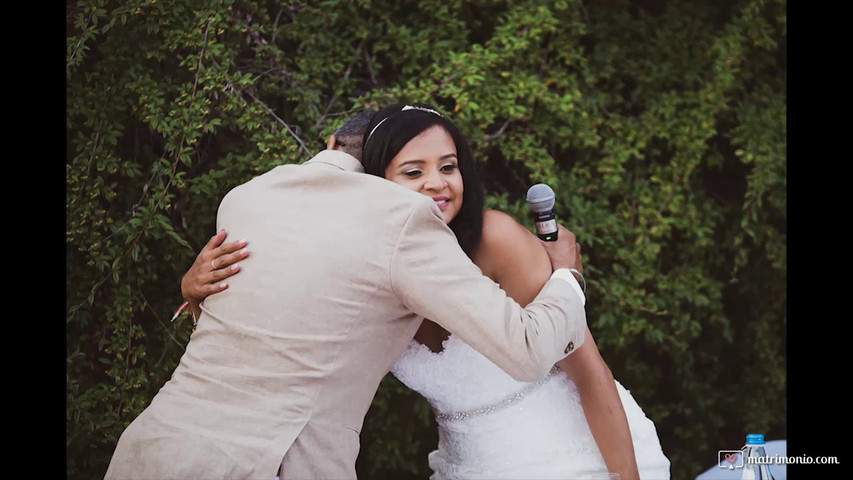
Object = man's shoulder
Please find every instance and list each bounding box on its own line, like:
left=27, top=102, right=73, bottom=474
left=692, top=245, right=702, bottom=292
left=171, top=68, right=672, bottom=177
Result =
left=328, top=168, right=436, bottom=209
left=217, top=165, right=287, bottom=203
left=217, top=158, right=435, bottom=219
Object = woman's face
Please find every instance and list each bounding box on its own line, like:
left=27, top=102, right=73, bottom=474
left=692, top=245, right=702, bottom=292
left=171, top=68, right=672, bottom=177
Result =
left=384, top=125, right=464, bottom=224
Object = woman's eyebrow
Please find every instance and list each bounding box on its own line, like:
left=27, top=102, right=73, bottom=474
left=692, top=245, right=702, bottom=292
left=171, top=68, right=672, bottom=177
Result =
left=397, top=159, right=426, bottom=167
left=398, top=154, right=457, bottom=167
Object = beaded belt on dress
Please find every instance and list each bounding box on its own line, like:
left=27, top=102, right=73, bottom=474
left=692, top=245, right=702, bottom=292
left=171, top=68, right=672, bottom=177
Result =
left=433, top=366, right=561, bottom=422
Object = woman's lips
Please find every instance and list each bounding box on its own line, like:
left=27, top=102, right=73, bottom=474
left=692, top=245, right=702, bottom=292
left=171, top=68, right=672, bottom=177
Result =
left=433, top=196, right=449, bottom=210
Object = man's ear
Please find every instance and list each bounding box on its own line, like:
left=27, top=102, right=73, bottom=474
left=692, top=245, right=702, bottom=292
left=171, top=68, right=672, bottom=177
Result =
left=327, top=135, right=337, bottom=150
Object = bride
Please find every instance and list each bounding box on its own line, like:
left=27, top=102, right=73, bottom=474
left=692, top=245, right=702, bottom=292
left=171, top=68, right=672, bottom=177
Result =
left=181, top=104, right=670, bottom=479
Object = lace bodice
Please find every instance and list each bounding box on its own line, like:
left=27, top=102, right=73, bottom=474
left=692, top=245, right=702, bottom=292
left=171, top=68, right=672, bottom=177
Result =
left=392, top=335, right=557, bottom=418
left=391, top=335, right=671, bottom=480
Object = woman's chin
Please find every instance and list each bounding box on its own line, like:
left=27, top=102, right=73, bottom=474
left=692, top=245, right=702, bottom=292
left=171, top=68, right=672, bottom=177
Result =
left=440, top=211, right=456, bottom=224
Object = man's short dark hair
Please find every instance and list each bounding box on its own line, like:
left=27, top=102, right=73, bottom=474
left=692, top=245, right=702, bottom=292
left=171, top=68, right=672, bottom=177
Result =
left=332, top=109, right=377, bottom=161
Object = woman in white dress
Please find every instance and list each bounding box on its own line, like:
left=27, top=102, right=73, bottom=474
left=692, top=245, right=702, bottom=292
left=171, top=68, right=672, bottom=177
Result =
left=183, top=104, right=670, bottom=479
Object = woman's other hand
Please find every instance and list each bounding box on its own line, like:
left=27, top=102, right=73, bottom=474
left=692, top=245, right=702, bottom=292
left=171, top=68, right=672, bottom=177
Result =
left=180, top=229, right=249, bottom=307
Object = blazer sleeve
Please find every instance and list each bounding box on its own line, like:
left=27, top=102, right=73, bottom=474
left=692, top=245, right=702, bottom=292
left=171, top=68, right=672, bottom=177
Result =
left=389, top=200, right=587, bottom=382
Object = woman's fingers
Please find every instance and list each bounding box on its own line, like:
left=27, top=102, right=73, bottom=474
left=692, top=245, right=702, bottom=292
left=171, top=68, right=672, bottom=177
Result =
left=213, top=247, right=249, bottom=270
left=210, top=239, right=248, bottom=266
left=184, top=231, right=248, bottom=303
left=203, top=241, right=248, bottom=291
left=205, top=241, right=249, bottom=272
left=210, top=262, right=242, bottom=281
left=185, top=268, right=232, bottom=300
left=196, top=230, right=228, bottom=267
left=205, top=229, right=228, bottom=250
left=203, top=281, right=229, bottom=295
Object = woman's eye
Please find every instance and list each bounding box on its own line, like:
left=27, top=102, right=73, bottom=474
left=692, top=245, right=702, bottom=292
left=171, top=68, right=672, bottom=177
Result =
left=441, top=164, right=458, bottom=173
left=404, top=170, right=422, bottom=177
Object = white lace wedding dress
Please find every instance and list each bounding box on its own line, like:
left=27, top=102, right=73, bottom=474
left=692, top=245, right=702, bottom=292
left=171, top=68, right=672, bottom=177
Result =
left=391, top=334, right=671, bottom=480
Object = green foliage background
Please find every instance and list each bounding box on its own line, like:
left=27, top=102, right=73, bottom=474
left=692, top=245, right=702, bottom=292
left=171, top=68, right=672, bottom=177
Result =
left=66, top=0, right=786, bottom=478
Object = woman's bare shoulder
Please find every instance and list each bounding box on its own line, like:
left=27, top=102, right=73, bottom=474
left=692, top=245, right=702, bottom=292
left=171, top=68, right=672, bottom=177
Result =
left=474, top=209, right=549, bottom=279
left=480, top=209, right=540, bottom=245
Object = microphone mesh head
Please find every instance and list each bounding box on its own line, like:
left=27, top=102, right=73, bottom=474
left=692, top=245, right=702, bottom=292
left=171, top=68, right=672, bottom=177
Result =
left=526, top=183, right=555, bottom=213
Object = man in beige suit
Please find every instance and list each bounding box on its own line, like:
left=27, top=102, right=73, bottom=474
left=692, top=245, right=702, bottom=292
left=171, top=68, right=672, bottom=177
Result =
left=105, top=111, right=587, bottom=480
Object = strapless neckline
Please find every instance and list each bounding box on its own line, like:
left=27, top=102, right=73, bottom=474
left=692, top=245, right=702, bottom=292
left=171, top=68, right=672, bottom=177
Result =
left=410, top=333, right=457, bottom=356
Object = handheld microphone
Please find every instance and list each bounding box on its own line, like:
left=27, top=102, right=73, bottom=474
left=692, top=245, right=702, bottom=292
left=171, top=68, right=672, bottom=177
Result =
left=526, top=183, right=558, bottom=241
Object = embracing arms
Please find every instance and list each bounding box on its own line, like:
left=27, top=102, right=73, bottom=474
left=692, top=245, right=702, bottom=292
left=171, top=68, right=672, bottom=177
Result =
left=180, top=204, right=585, bottom=382
left=178, top=200, right=583, bottom=383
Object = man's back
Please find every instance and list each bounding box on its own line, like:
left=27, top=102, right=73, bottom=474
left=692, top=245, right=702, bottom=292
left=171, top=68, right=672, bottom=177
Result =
left=106, top=151, right=435, bottom=479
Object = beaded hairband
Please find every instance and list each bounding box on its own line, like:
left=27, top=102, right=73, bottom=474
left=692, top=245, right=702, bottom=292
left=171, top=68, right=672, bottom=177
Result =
left=365, top=105, right=443, bottom=145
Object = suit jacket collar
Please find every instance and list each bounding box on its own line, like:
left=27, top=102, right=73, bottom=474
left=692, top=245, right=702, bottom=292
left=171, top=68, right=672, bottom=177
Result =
left=302, top=150, right=364, bottom=174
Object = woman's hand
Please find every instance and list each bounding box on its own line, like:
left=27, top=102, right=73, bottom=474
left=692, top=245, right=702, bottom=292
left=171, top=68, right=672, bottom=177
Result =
left=181, top=229, right=249, bottom=310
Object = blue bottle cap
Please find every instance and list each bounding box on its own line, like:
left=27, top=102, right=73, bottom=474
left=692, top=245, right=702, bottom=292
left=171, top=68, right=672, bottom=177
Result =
left=746, top=434, right=765, bottom=445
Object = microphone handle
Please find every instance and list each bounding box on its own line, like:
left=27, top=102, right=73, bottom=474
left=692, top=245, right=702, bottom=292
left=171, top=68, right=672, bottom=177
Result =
left=533, top=211, right=558, bottom=241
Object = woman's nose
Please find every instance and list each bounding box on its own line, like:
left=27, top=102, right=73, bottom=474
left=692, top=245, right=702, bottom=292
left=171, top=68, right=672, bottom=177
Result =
left=423, top=170, right=447, bottom=191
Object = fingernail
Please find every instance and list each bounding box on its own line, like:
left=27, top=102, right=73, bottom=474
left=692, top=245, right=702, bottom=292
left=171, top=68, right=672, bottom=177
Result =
left=220, top=283, right=228, bottom=289
left=240, top=248, right=248, bottom=255
left=230, top=265, right=239, bottom=271
left=219, top=228, right=226, bottom=233
left=239, top=239, right=248, bottom=245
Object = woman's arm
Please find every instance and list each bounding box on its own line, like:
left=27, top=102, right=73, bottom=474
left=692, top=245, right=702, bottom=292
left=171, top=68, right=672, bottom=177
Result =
left=475, top=210, right=640, bottom=480
left=180, top=229, right=249, bottom=320
left=556, top=329, right=639, bottom=480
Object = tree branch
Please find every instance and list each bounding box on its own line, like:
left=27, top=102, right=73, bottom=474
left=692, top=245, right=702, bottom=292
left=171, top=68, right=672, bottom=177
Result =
left=314, top=40, right=364, bottom=128
left=211, top=56, right=313, bottom=158
left=242, top=88, right=313, bottom=156
left=141, top=291, right=186, bottom=352
left=364, top=48, right=379, bottom=86
left=67, top=10, right=95, bottom=76
left=191, top=19, right=212, bottom=98
left=483, top=119, right=512, bottom=142
left=270, top=7, right=284, bottom=44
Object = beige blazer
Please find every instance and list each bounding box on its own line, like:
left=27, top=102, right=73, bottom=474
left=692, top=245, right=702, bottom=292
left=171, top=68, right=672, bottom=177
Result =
left=105, top=150, right=586, bottom=480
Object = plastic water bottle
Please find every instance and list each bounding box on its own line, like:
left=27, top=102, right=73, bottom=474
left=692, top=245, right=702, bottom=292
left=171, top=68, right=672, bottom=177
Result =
left=741, top=434, right=776, bottom=480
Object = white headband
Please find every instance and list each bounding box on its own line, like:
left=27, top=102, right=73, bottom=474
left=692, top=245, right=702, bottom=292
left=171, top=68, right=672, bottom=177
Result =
left=365, top=105, right=443, bottom=145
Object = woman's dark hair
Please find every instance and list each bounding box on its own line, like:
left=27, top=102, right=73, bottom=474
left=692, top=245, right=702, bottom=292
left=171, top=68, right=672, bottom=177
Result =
left=362, top=103, right=484, bottom=258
